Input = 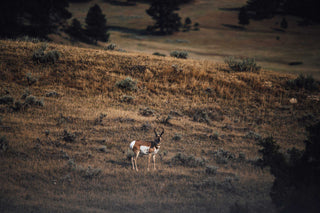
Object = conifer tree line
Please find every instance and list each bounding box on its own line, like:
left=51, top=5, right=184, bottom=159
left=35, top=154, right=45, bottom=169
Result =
left=0, top=0, right=198, bottom=40
left=241, top=0, right=320, bottom=23
left=0, top=0, right=72, bottom=37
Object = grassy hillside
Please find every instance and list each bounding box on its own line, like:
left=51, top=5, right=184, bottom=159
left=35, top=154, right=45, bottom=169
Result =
left=63, top=0, right=320, bottom=79
left=0, top=39, right=319, bottom=212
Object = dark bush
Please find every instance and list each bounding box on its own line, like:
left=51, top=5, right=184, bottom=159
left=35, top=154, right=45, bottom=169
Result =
left=287, top=74, right=319, bottom=91
left=0, top=135, right=9, bottom=153
left=0, top=95, right=14, bottom=105
left=229, top=201, right=250, bottom=213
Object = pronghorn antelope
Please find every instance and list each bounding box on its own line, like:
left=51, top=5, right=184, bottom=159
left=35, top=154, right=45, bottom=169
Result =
left=129, top=128, right=164, bottom=171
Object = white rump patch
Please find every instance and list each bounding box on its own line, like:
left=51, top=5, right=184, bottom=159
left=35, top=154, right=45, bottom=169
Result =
left=140, top=146, right=150, bottom=155
left=129, top=141, right=136, bottom=150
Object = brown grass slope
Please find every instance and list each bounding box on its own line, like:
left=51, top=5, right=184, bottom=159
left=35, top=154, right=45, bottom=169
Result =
left=0, top=40, right=319, bottom=212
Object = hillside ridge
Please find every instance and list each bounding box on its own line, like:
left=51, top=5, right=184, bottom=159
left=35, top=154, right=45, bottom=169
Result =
left=0, top=39, right=319, bottom=212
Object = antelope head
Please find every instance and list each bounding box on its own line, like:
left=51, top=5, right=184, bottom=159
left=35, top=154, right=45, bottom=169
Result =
left=154, top=127, right=164, bottom=144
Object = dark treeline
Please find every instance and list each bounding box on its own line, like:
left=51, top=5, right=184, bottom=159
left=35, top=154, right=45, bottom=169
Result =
left=0, top=0, right=71, bottom=38
left=245, top=0, right=320, bottom=23
left=258, top=122, right=320, bottom=213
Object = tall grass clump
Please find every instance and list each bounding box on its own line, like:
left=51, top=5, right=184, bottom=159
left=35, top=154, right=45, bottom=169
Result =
left=224, top=57, right=261, bottom=72
left=287, top=74, right=319, bottom=91
left=170, top=50, right=188, bottom=59
left=116, top=77, right=137, bottom=91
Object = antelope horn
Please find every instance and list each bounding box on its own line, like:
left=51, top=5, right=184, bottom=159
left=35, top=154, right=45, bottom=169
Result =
left=160, top=127, right=164, bottom=136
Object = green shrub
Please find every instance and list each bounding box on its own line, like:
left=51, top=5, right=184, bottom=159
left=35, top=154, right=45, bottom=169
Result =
left=105, top=43, right=117, bottom=50
left=170, top=50, right=188, bottom=59
left=26, top=73, right=38, bottom=85
left=193, top=109, right=211, bottom=124
left=63, top=130, right=76, bottom=142
left=152, top=52, right=166, bottom=57
left=172, top=133, right=182, bottom=141
left=0, top=135, right=9, bottom=153
left=116, top=77, right=137, bottom=91
left=121, top=95, right=135, bottom=103
left=229, top=202, right=250, bottom=213
left=25, top=96, right=44, bottom=107
left=287, top=74, right=318, bottom=91
left=32, top=44, right=60, bottom=64
left=171, top=153, right=206, bottom=167
left=17, top=36, right=41, bottom=43
left=139, top=107, right=154, bottom=117
left=224, top=57, right=261, bottom=72
left=213, top=149, right=235, bottom=164
left=206, top=165, right=218, bottom=175
left=126, top=148, right=135, bottom=160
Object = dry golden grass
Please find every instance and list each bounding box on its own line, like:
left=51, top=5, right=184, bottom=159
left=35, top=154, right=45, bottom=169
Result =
left=0, top=39, right=319, bottom=212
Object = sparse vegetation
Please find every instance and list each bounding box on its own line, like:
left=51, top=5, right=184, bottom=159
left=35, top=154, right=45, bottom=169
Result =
left=1, top=39, right=319, bottom=213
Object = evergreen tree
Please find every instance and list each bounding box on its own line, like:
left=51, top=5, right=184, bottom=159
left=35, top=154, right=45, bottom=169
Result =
left=85, top=4, right=109, bottom=43
left=238, top=7, right=250, bottom=26
left=280, top=17, right=288, bottom=29
left=183, top=17, right=192, bottom=32
left=66, top=18, right=91, bottom=43
left=146, top=0, right=182, bottom=35
left=246, top=0, right=280, bottom=20
left=258, top=122, right=320, bottom=213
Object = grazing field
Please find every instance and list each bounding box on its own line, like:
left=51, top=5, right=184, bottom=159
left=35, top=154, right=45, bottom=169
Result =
left=0, top=39, right=319, bottom=212
left=63, top=0, right=320, bottom=79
